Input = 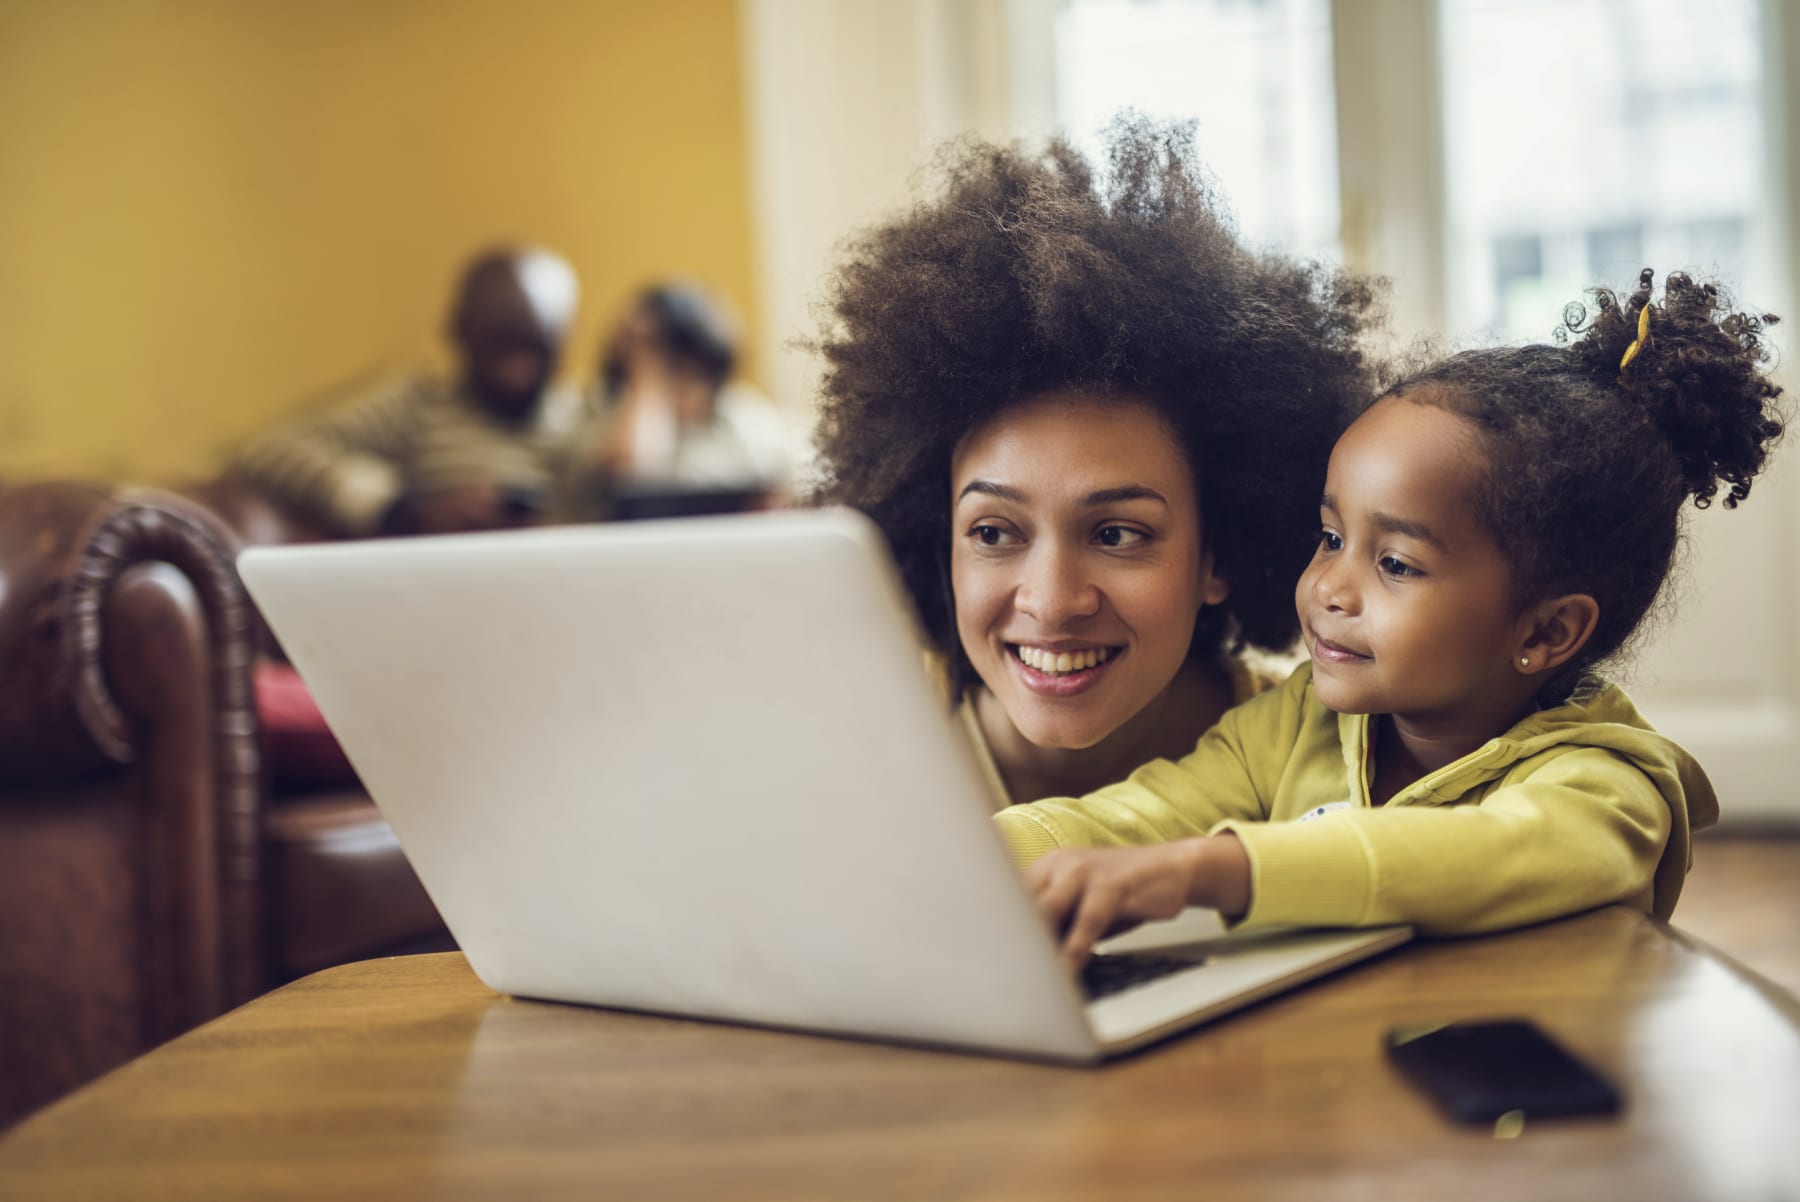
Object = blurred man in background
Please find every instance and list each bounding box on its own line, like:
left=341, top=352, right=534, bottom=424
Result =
left=230, top=245, right=584, bottom=538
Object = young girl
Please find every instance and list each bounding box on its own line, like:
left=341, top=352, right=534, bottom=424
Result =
left=997, top=270, right=1786, bottom=965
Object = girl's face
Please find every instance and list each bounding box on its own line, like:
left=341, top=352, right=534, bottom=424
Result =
left=1297, top=395, right=1532, bottom=734
left=950, top=393, right=1227, bottom=750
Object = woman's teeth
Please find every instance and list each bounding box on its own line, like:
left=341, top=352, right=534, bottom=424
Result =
left=1016, top=646, right=1113, bottom=675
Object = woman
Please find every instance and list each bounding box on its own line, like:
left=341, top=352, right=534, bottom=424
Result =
left=810, top=121, right=1382, bottom=806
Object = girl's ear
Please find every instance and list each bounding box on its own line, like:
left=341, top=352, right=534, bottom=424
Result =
left=1515, top=594, right=1600, bottom=676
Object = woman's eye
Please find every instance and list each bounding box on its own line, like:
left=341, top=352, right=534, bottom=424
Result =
left=970, top=524, right=1018, bottom=547
left=1379, top=556, right=1420, bottom=579
left=1096, top=525, right=1147, bottom=549
left=1319, top=529, right=1343, bottom=552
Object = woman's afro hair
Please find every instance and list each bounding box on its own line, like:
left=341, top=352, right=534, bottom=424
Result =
left=809, top=118, right=1383, bottom=699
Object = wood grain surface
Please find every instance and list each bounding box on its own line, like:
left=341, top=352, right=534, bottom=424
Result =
left=2, top=907, right=1796, bottom=1201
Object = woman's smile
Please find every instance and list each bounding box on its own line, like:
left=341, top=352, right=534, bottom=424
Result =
left=1008, top=643, right=1124, bottom=696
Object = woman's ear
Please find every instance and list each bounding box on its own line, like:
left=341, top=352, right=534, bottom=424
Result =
left=1515, top=594, right=1600, bottom=676
left=1199, top=549, right=1230, bottom=606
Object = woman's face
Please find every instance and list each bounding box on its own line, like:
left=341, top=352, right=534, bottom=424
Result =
left=950, top=393, right=1227, bottom=750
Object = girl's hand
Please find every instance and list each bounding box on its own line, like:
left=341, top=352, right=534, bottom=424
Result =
left=1025, top=835, right=1250, bottom=969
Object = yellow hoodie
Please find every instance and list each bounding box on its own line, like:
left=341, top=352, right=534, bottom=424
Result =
left=994, top=662, right=1717, bottom=935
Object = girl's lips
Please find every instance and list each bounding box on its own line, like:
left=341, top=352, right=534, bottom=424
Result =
left=1008, top=646, right=1121, bottom=697
left=1312, top=635, right=1371, bottom=663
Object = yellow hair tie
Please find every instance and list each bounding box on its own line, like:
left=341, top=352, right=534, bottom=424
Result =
left=1619, top=304, right=1651, bottom=371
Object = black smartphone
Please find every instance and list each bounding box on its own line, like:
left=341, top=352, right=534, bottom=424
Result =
left=1385, top=1019, right=1622, bottom=1123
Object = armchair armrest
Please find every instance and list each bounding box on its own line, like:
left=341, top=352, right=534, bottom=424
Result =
left=0, top=481, right=267, bottom=1126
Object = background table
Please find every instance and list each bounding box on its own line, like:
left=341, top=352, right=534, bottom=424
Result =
left=2, top=907, right=1796, bottom=1201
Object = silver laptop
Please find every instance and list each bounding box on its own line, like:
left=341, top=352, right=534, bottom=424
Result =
left=237, top=509, right=1410, bottom=1063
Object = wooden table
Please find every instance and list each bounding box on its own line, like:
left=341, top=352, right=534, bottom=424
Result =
left=2, top=908, right=1796, bottom=1201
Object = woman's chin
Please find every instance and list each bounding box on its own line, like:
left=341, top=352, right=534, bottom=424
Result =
left=1004, top=702, right=1119, bottom=753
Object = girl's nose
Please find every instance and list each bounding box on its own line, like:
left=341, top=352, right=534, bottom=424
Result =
left=1015, top=545, right=1100, bottom=626
left=1311, top=557, right=1358, bottom=615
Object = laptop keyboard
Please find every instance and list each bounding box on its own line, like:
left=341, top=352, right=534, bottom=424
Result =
left=1080, top=952, right=1209, bottom=1000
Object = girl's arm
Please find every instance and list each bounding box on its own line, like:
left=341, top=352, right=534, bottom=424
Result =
left=1218, top=748, right=1674, bottom=935
left=1018, top=747, right=1671, bottom=962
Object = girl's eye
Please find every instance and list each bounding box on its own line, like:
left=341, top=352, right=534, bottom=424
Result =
left=1096, top=525, right=1147, bottom=549
left=1379, top=555, right=1420, bottom=579
left=1319, top=529, right=1343, bottom=552
left=970, top=523, right=1019, bottom=547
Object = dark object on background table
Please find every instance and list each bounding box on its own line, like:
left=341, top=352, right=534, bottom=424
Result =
left=609, top=485, right=765, bottom=521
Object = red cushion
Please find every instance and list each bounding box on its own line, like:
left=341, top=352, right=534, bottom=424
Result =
left=254, top=660, right=359, bottom=792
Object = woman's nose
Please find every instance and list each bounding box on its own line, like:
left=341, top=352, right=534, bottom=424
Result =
left=1015, top=545, right=1100, bottom=625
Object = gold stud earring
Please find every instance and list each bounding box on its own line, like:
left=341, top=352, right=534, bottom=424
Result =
left=1519, top=656, right=1530, bottom=669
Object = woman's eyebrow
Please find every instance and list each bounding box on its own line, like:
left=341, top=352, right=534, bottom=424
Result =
left=957, top=480, right=1027, bottom=503
left=956, top=482, right=1168, bottom=506
left=1083, top=485, right=1167, bottom=507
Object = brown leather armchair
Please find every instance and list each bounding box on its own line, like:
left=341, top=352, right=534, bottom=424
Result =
left=0, top=480, right=446, bottom=1129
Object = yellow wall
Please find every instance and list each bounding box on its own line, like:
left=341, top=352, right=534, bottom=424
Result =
left=0, top=0, right=758, bottom=482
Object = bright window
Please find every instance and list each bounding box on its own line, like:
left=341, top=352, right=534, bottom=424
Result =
left=1440, top=0, right=1765, bottom=341
left=1053, top=0, right=1341, bottom=261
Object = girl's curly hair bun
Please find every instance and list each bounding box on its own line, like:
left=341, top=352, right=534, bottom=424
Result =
left=1571, top=268, right=1784, bottom=509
